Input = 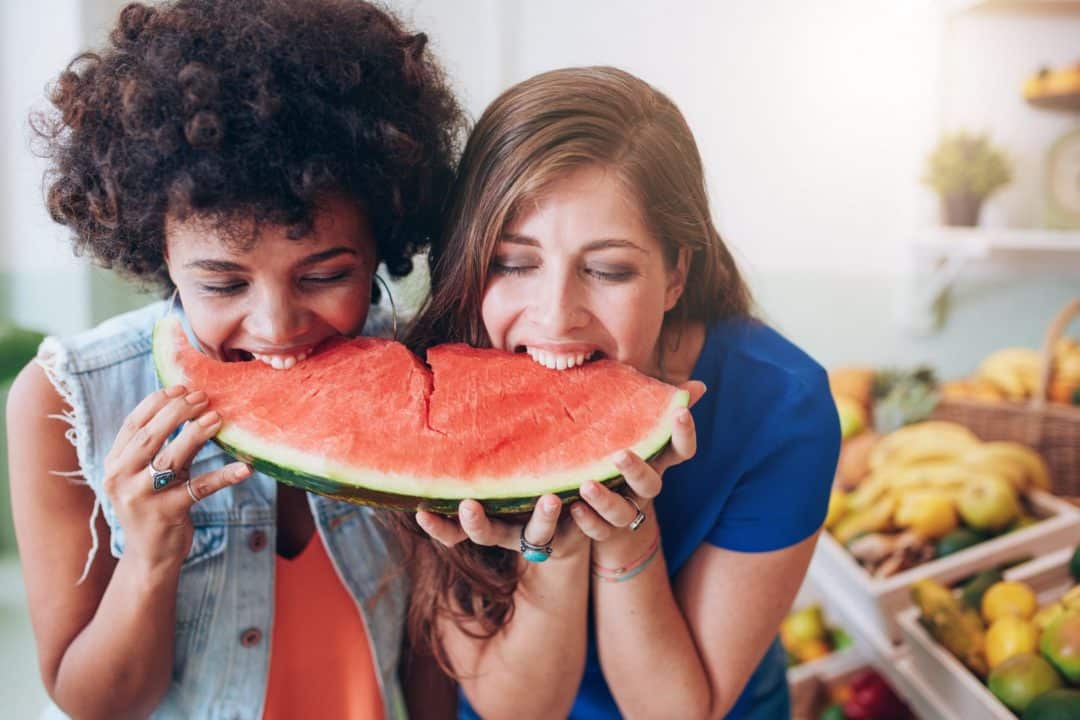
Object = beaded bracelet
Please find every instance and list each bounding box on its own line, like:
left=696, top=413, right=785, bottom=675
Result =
left=591, top=536, right=661, bottom=583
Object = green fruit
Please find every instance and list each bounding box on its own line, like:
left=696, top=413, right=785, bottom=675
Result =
left=1041, top=611, right=1080, bottom=683
left=1069, top=546, right=1080, bottom=583
left=987, top=653, right=1064, bottom=713
left=830, top=627, right=853, bottom=651
left=819, top=704, right=848, bottom=720
left=1022, top=689, right=1080, bottom=720
left=961, top=568, right=1004, bottom=610
left=937, top=527, right=987, bottom=558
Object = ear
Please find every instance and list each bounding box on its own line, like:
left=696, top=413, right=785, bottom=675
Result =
left=663, top=246, right=692, bottom=312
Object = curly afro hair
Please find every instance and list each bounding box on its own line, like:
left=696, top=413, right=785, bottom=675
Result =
left=36, top=0, right=465, bottom=292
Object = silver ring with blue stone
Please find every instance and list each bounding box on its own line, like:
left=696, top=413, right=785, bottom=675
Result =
left=520, top=524, right=554, bottom=563
left=148, top=456, right=176, bottom=491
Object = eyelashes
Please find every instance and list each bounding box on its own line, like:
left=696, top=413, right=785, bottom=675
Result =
left=198, top=270, right=354, bottom=295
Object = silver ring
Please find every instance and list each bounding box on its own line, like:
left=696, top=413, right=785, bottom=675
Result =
left=626, top=495, right=647, bottom=532
left=148, top=456, right=176, bottom=491
left=186, top=477, right=200, bottom=504
left=520, top=524, right=555, bottom=562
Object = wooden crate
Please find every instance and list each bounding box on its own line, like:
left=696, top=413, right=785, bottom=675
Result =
left=790, top=654, right=951, bottom=720
left=808, top=490, right=1080, bottom=644
left=786, top=580, right=869, bottom=690
left=897, top=545, right=1077, bottom=720
left=802, top=572, right=956, bottom=719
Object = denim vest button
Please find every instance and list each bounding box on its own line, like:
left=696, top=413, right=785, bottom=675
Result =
left=248, top=530, right=267, bottom=552
left=240, top=627, right=262, bottom=647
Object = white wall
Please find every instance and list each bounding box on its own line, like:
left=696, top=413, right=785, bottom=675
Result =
left=392, top=0, right=945, bottom=275
left=1, top=0, right=90, bottom=334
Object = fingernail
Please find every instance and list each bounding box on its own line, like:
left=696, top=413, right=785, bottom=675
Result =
left=615, top=451, right=633, bottom=468
left=460, top=505, right=476, bottom=520
left=165, top=385, right=186, bottom=398
left=581, top=481, right=597, bottom=497
left=678, top=409, right=691, bottom=424
left=185, top=390, right=208, bottom=405
left=543, top=500, right=559, bottom=516
left=197, top=411, right=221, bottom=428
left=234, top=463, right=252, bottom=480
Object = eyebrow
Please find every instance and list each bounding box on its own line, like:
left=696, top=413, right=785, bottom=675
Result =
left=499, top=234, right=648, bottom=254
left=184, top=246, right=359, bottom=272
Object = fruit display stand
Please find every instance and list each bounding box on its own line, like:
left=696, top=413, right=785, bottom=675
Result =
left=786, top=580, right=868, bottom=692
left=796, top=573, right=955, bottom=720
left=896, top=547, right=1077, bottom=719
left=808, top=490, right=1080, bottom=645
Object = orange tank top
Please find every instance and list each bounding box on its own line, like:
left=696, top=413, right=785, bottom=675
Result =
left=263, top=532, right=384, bottom=720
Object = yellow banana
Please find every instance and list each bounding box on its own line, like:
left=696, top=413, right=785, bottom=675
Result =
left=962, top=442, right=1051, bottom=492
left=868, top=421, right=980, bottom=471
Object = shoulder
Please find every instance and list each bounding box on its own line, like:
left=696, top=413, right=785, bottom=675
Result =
left=702, top=316, right=830, bottom=419
left=38, top=301, right=167, bottom=376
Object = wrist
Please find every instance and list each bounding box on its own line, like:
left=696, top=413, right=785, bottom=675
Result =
left=591, top=527, right=662, bottom=577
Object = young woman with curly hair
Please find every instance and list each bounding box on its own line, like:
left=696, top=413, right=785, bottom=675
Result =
left=6, top=1, right=463, bottom=718
left=405, top=67, right=841, bottom=719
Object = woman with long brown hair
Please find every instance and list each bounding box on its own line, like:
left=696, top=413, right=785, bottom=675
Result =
left=407, top=66, right=840, bottom=719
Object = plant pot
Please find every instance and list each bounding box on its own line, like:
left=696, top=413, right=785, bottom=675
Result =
left=940, top=192, right=984, bottom=227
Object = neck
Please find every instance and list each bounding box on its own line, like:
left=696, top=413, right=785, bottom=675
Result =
left=652, top=321, right=706, bottom=386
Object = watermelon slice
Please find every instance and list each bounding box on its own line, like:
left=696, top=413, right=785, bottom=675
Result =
left=153, top=314, right=688, bottom=514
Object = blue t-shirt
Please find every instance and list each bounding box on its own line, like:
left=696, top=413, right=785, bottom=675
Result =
left=461, top=317, right=841, bottom=720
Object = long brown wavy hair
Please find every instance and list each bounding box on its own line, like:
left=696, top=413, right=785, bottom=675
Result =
left=400, top=66, right=753, bottom=672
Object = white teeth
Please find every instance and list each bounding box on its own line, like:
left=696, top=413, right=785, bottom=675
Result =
left=523, top=346, right=597, bottom=371
left=251, top=350, right=309, bottom=370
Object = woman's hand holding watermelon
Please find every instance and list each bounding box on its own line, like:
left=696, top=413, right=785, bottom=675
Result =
left=416, top=381, right=705, bottom=559
left=570, top=380, right=705, bottom=545
left=101, top=384, right=252, bottom=571
left=416, top=493, right=591, bottom=560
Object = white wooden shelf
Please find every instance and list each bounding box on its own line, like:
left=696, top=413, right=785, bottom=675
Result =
left=895, top=227, right=1080, bottom=333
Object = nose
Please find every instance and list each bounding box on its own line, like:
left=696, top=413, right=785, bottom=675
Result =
left=532, top=267, right=589, bottom=335
left=245, top=286, right=309, bottom=345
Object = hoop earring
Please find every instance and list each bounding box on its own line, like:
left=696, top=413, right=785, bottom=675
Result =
left=374, top=274, right=399, bottom=341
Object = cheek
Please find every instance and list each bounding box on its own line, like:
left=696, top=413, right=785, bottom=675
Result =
left=325, top=285, right=373, bottom=335
left=480, top=281, right=515, bottom=346
left=177, top=298, right=234, bottom=360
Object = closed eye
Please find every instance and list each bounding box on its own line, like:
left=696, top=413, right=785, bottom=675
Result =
left=200, top=282, right=246, bottom=295
left=301, top=270, right=351, bottom=285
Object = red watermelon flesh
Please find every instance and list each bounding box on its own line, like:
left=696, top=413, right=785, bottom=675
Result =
left=154, top=314, right=688, bottom=513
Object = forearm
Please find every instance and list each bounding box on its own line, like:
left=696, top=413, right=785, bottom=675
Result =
left=51, top=556, right=181, bottom=720
left=592, top=536, right=717, bottom=720
left=456, top=553, right=591, bottom=720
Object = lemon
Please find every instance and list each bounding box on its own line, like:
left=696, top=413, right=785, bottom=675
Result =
left=893, top=490, right=958, bottom=539
left=986, top=616, right=1040, bottom=669
left=982, top=581, right=1039, bottom=623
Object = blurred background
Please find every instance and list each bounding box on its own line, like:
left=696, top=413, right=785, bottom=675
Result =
left=2, top=0, right=1078, bottom=715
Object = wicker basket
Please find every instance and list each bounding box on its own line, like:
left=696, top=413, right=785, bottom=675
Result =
left=931, top=297, right=1080, bottom=497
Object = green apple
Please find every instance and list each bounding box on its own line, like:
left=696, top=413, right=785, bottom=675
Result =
left=1041, top=611, right=1080, bottom=684
left=958, top=475, right=1020, bottom=532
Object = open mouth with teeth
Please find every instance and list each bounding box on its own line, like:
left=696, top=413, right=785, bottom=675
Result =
left=515, top=346, right=605, bottom=371
left=229, top=343, right=326, bottom=370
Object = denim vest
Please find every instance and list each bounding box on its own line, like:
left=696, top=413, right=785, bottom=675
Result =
left=36, top=302, right=409, bottom=720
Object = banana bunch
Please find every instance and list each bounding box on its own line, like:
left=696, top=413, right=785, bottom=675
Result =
left=977, top=347, right=1042, bottom=400
left=942, top=339, right=1080, bottom=404
left=827, top=421, right=1050, bottom=558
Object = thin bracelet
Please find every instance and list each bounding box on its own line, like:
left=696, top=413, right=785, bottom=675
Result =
left=592, top=537, right=661, bottom=583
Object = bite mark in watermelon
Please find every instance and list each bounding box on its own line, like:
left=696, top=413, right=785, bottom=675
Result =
left=153, top=315, right=689, bottom=514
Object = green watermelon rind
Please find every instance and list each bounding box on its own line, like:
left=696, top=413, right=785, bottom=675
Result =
left=153, top=317, right=689, bottom=515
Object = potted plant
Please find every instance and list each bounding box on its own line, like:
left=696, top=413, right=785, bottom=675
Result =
left=922, top=131, right=1012, bottom=227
